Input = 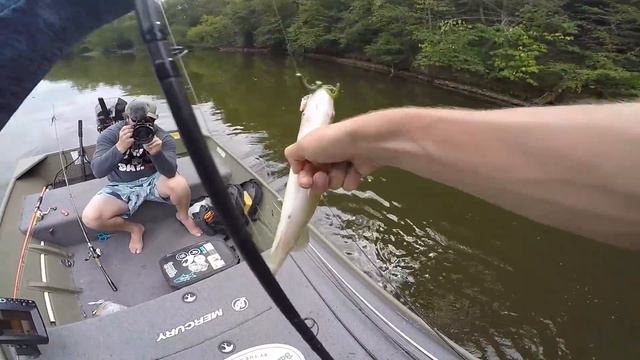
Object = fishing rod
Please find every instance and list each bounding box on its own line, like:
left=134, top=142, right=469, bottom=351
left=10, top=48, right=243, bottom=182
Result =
left=133, top=1, right=333, bottom=359
left=13, top=186, right=48, bottom=298
left=51, top=115, right=117, bottom=292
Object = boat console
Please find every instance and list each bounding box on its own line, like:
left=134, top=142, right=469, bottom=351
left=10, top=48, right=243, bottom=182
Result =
left=0, top=297, right=48, bottom=357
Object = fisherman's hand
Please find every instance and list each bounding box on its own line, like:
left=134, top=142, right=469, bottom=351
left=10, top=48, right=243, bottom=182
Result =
left=116, top=125, right=134, bottom=153
left=143, top=136, right=163, bottom=156
left=285, top=118, right=377, bottom=194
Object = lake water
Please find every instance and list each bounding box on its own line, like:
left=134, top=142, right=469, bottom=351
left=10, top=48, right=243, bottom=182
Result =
left=2, top=51, right=638, bottom=359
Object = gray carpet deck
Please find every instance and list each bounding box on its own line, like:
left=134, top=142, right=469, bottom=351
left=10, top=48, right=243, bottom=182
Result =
left=66, top=201, right=227, bottom=314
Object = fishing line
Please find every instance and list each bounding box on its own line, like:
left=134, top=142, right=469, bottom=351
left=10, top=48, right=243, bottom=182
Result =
left=134, top=2, right=333, bottom=358
left=268, top=2, right=464, bottom=354
left=270, top=0, right=302, bottom=77
left=266, top=1, right=404, bottom=302
left=51, top=112, right=118, bottom=292
left=158, top=0, right=216, bottom=138
left=51, top=151, right=91, bottom=188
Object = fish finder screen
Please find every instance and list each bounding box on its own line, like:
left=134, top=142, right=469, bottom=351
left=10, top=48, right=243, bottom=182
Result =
left=0, top=310, right=37, bottom=336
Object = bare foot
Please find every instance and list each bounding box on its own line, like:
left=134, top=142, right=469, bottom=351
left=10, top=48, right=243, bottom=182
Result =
left=129, top=224, right=145, bottom=254
left=176, top=213, right=203, bottom=237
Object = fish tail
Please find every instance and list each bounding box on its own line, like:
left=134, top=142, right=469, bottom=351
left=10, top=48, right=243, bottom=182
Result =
left=267, top=249, right=287, bottom=274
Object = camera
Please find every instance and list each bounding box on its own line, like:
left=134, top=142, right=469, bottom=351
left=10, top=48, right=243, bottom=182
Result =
left=126, top=101, right=158, bottom=145
left=132, top=118, right=156, bottom=145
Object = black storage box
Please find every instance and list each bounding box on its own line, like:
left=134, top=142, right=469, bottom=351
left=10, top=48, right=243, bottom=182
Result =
left=159, top=238, right=239, bottom=289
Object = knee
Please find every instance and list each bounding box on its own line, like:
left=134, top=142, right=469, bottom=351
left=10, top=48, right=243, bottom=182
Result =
left=164, top=174, right=190, bottom=193
left=81, top=207, right=102, bottom=229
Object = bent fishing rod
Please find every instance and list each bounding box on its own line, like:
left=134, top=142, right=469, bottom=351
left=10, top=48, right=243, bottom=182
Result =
left=133, top=1, right=333, bottom=359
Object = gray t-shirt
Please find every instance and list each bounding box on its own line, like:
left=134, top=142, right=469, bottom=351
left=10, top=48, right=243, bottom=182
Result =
left=91, top=121, right=177, bottom=183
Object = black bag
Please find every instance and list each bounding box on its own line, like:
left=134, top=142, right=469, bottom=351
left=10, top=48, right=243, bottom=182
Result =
left=190, top=180, right=263, bottom=236
left=240, top=179, right=263, bottom=221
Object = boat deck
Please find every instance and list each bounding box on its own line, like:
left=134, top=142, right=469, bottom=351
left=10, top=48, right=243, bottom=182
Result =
left=66, top=201, right=229, bottom=310
left=1, top=139, right=473, bottom=359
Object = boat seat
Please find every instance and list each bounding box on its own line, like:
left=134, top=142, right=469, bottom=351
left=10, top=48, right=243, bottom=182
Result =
left=19, top=154, right=231, bottom=247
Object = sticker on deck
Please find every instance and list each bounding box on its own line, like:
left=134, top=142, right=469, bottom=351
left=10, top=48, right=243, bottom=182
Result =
left=161, top=239, right=236, bottom=288
left=163, top=261, right=178, bottom=278
left=224, top=344, right=305, bottom=360
left=204, top=242, right=227, bottom=269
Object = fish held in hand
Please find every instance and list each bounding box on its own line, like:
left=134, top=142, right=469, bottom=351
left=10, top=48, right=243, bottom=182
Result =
left=269, top=85, right=338, bottom=274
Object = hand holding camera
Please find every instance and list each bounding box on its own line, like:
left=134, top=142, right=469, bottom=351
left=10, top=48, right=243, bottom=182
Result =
left=116, top=125, right=134, bottom=153
left=127, top=101, right=157, bottom=145
left=143, top=136, right=163, bottom=155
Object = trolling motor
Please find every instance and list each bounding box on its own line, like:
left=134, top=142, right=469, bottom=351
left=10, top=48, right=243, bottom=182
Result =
left=77, top=120, right=87, bottom=181
left=96, top=97, right=127, bottom=133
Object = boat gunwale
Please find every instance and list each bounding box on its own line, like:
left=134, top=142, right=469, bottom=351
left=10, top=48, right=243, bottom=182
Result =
left=206, top=132, right=473, bottom=357
left=1, top=127, right=473, bottom=359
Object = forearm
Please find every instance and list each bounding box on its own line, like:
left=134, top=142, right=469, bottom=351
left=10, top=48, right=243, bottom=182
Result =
left=150, top=138, right=177, bottom=178
left=354, top=104, right=640, bottom=249
left=150, top=153, right=177, bottom=178
left=91, top=145, right=123, bottom=178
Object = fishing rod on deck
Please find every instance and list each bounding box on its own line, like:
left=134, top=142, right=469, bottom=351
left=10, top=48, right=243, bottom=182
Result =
left=51, top=114, right=117, bottom=292
left=133, top=1, right=333, bottom=359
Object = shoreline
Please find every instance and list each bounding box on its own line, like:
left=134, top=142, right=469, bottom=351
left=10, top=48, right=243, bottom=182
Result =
left=303, top=54, right=531, bottom=107
left=206, top=48, right=532, bottom=107
left=81, top=47, right=539, bottom=107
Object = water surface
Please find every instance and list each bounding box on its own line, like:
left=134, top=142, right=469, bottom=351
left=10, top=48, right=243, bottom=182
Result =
left=3, top=51, right=638, bottom=359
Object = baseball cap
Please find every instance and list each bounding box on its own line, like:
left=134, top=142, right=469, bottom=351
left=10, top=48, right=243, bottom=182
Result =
left=125, top=100, right=158, bottom=121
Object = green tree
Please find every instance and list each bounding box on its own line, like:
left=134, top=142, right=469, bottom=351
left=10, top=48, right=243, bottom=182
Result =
left=413, top=20, right=488, bottom=75
left=75, top=0, right=640, bottom=102
left=187, top=15, right=234, bottom=46
left=365, top=1, right=420, bottom=67
left=288, top=0, right=345, bottom=52
left=254, top=0, right=296, bottom=49
left=338, top=0, right=378, bottom=54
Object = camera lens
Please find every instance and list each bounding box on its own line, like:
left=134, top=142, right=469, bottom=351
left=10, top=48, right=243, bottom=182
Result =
left=133, top=123, right=155, bottom=144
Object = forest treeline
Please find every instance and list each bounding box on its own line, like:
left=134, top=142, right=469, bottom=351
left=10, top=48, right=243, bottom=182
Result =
left=76, top=0, right=640, bottom=102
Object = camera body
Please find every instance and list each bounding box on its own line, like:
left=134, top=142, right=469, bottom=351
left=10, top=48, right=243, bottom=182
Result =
left=126, top=101, right=158, bottom=145
left=95, top=98, right=158, bottom=145
left=132, top=117, right=156, bottom=145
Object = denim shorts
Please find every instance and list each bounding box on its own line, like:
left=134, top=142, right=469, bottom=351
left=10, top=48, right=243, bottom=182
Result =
left=96, top=172, right=168, bottom=217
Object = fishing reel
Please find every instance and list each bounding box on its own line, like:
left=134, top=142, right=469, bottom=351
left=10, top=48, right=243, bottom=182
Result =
left=85, top=245, right=102, bottom=261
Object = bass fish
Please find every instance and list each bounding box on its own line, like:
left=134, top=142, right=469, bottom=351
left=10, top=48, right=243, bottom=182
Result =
left=269, top=84, right=338, bottom=274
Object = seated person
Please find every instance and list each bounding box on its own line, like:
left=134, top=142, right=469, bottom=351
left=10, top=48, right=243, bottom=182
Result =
left=82, top=100, right=202, bottom=254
